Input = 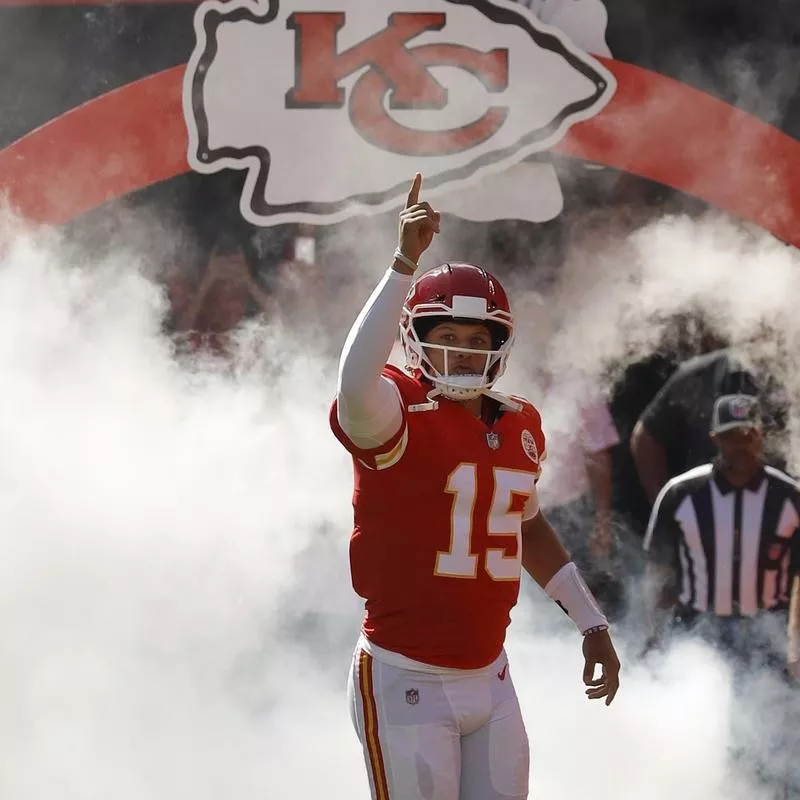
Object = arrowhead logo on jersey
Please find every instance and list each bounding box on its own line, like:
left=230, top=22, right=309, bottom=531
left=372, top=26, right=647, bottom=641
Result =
left=521, top=429, right=539, bottom=464
left=184, top=0, right=615, bottom=227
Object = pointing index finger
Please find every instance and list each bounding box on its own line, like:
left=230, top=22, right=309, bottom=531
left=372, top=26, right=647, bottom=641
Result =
left=406, top=173, right=422, bottom=209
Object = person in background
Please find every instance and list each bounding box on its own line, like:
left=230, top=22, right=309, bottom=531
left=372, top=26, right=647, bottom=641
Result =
left=536, top=370, right=626, bottom=618
left=173, top=232, right=273, bottom=356
left=643, top=394, right=800, bottom=799
left=266, top=226, right=319, bottom=318
left=631, top=347, right=767, bottom=505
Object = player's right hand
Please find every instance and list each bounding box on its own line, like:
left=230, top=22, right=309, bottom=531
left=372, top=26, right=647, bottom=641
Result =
left=397, top=173, right=440, bottom=267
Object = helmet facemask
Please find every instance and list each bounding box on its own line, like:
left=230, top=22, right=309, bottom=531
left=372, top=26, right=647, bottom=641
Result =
left=400, top=296, right=514, bottom=401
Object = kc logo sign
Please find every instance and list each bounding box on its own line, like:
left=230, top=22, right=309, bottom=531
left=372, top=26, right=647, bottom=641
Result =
left=285, top=11, right=511, bottom=156
left=184, top=0, right=616, bottom=226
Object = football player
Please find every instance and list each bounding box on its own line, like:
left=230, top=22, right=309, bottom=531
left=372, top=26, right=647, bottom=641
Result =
left=330, top=174, right=620, bottom=800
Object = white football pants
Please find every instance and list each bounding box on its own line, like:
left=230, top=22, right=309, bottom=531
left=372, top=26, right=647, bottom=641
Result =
left=347, top=636, right=530, bottom=800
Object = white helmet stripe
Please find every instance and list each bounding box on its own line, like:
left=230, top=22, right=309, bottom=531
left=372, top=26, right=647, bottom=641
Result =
left=451, top=295, right=488, bottom=316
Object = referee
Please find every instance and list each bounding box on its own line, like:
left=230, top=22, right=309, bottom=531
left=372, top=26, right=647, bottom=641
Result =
left=643, top=393, right=800, bottom=799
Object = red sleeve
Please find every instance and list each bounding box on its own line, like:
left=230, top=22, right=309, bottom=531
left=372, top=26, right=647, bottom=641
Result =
left=515, top=398, right=547, bottom=479
left=329, top=368, right=409, bottom=471
left=531, top=405, right=547, bottom=464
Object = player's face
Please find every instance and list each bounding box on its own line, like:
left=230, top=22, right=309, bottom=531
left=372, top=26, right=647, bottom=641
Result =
left=423, top=321, right=492, bottom=377
left=712, top=426, right=763, bottom=471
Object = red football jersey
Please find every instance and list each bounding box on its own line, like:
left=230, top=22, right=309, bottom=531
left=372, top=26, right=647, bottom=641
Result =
left=330, top=365, right=547, bottom=669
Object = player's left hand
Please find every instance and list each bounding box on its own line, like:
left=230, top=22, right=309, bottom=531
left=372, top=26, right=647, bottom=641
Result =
left=582, top=628, right=620, bottom=705
left=788, top=660, right=800, bottom=683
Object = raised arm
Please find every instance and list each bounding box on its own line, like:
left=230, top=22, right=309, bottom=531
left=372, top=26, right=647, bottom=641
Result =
left=336, top=174, right=440, bottom=449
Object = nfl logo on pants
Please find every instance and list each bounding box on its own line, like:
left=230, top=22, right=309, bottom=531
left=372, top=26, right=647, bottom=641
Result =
left=405, top=688, right=420, bottom=705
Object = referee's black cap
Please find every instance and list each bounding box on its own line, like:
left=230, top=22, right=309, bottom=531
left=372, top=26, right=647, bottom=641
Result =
left=711, top=394, right=761, bottom=434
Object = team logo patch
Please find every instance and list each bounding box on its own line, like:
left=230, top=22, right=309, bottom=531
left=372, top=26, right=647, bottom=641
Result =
left=184, top=0, right=615, bottom=227
left=486, top=432, right=501, bottom=450
left=405, top=688, right=420, bottom=705
left=521, top=429, right=539, bottom=464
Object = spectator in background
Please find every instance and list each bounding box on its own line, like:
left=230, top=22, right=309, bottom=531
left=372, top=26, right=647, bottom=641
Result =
left=264, top=225, right=319, bottom=316
left=171, top=231, right=273, bottom=356
left=629, top=344, right=787, bottom=506
left=603, top=312, right=729, bottom=534
left=605, top=351, right=679, bottom=537
left=536, top=370, right=626, bottom=618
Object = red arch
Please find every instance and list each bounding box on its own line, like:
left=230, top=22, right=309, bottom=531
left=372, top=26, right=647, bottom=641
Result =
left=1, top=58, right=798, bottom=247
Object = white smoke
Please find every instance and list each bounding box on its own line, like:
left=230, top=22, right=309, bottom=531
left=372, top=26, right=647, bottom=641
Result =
left=0, top=207, right=797, bottom=800
left=497, top=208, right=800, bottom=471
left=0, top=227, right=366, bottom=798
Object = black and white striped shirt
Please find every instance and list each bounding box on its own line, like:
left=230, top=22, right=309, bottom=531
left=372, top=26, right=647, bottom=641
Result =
left=643, top=463, right=800, bottom=616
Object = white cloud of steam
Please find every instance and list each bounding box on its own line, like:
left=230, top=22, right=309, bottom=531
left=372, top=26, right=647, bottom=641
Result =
left=505, top=210, right=796, bottom=373
left=0, top=209, right=797, bottom=800
left=0, top=230, right=365, bottom=798
left=500, top=210, right=800, bottom=471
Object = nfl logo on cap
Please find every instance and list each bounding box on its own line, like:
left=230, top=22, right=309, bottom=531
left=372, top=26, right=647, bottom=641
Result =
left=730, top=397, right=752, bottom=419
left=711, top=394, right=759, bottom=434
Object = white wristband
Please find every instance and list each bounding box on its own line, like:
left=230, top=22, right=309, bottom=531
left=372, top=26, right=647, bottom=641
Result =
left=545, top=562, right=609, bottom=635
left=393, top=249, right=418, bottom=273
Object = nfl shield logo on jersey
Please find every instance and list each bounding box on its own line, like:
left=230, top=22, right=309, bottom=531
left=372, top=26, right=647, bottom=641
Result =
left=486, top=432, right=501, bottom=450
left=405, top=688, right=420, bottom=705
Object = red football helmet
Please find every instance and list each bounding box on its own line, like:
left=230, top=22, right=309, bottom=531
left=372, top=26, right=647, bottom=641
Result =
left=399, top=263, right=514, bottom=400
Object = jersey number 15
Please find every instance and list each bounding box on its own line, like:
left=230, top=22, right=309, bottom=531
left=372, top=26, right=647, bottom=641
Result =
left=435, top=464, right=537, bottom=581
